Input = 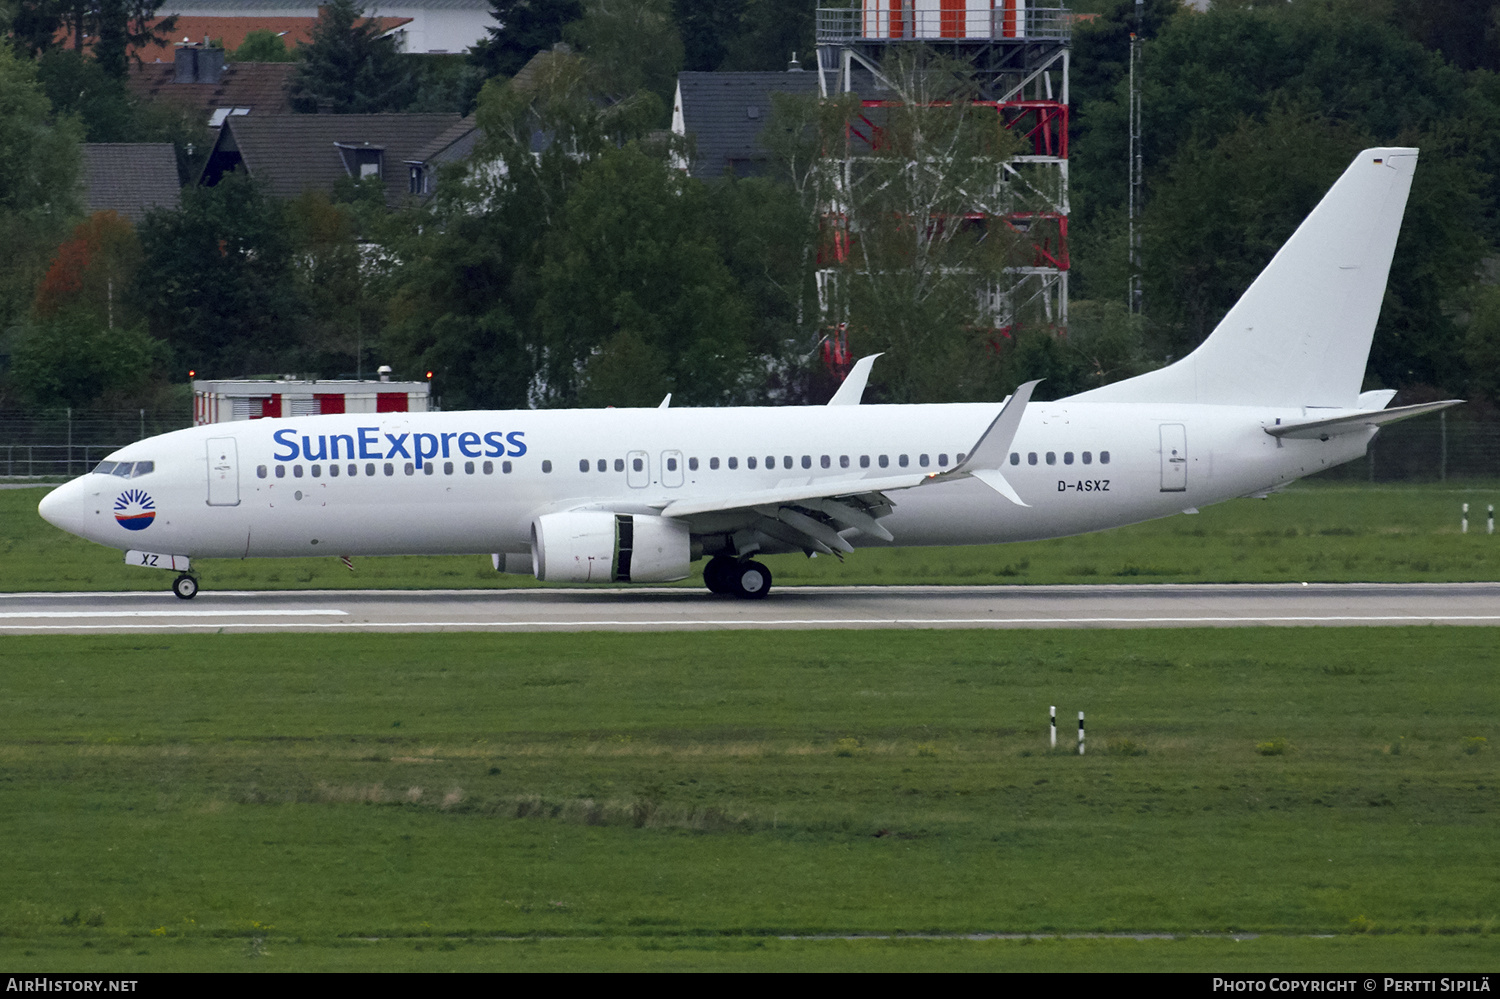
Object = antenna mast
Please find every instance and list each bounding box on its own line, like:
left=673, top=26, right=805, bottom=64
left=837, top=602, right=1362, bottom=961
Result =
left=1127, top=0, right=1143, bottom=314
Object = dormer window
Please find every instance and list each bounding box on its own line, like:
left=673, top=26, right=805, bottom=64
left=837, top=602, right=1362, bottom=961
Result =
left=335, top=142, right=384, bottom=180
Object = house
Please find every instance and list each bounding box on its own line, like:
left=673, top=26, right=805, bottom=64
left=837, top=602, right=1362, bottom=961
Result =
left=128, top=46, right=296, bottom=127
left=198, top=113, right=465, bottom=205
left=672, top=69, right=820, bottom=181
left=403, top=114, right=478, bottom=197
left=154, top=0, right=491, bottom=54
left=81, top=144, right=183, bottom=222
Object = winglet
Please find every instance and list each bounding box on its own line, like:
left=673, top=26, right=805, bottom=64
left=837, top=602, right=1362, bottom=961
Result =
left=932, top=379, right=1041, bottom=507
left=827, top=354, right=883, bottom=406
left=658, top=393, right=672, bottom=409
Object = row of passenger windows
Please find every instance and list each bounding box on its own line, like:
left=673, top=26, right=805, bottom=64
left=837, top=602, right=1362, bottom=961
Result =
left=253, top=450, right=1111, bottom=481
left=580, top=453, right=965, bottom=473
left=1010, top=450, right=1110, bottom=466
left=92, top=460, right=155, bottom=478
left=257, top=460, right=515, bottom=479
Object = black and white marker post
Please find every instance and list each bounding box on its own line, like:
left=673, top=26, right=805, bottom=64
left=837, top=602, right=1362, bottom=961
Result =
left=1462, top=503, right=1469, bottom=534
left=1490, top=504, right=1495, bottom=536
left=1078, top=711, right=1086, bottom=756
left=1051, top=706, right=1057, bottom=749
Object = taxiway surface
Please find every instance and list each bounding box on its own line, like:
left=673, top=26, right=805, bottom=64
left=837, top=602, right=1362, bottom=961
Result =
left=2, top=582, right=1499, bottom=634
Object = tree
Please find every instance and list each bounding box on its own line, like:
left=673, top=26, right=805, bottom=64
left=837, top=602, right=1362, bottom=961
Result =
left=12, top=0, right=178, bottom=76
left=0, top=43, right=82, bottom=334
left=288, top=0, right=416, bottom=114
left=133, top=175, right=304, bottom=376
left=566, top=0, right=682, bottom=115
left=469, top=0, right=583, bottom=79
left=33, top=211, right=142, bottom=330
left=232, top=29, right=297, bottom=62
left=535, top=142, right=754, bottom=406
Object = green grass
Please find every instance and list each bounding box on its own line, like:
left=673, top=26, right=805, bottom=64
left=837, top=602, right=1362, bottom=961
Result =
left=6, top=480, right=1500, bottom=592
left=1, top=629, right=1496, bottom=970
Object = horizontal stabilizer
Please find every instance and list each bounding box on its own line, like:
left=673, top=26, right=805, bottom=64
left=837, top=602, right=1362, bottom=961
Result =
left=1265, top=399, right=1462, bottom=440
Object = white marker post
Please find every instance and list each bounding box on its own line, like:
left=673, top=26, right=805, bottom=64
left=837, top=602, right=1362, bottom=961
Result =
left=1050, top=706, right=1057, bottom=749
left=1078, top=711, right=1085, bottom=756
left=1462, top=503, right=1469, bottom=534
left=1489, top=505, right=1495, bottom=536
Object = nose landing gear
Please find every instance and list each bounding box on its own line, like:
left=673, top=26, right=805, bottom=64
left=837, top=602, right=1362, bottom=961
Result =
left=172, top=574, right=199, bottom=600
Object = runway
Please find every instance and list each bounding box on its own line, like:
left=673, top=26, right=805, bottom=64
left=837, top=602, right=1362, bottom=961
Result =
left=2, top=582, right=1499, bottom=634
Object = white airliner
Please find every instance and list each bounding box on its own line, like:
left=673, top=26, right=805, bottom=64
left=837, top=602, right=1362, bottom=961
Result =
left=40, top=147, right=1458, bottom=600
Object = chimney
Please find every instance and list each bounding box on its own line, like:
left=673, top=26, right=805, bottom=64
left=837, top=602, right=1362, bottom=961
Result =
left=788, top=51, right=803, bottom=71
left=173, top=44, right=224, bottom=84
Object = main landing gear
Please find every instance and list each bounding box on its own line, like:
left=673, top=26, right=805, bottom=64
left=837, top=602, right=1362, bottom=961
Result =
left=703, top=557, right=772, bottom=599
left=172, top=574, right=199, bottom=600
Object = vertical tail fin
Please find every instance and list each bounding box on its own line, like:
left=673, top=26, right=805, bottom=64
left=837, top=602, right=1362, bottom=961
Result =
left=1067, top=147, right=1418, bottom=408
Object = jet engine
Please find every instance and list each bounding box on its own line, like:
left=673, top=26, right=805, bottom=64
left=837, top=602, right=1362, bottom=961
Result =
left=531, top=511, right=691, bottom=583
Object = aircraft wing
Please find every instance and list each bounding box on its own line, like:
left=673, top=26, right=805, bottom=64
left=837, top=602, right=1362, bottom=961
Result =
left=655, top=381, right=1039, bottom=555
left=1265, top=399, right=1462, bottom=440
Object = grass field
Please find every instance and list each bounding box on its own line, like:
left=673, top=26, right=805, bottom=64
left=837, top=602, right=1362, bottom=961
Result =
left=5, top=480, right=1500, bottom=592
left=1, top=628, right=1495, bottom=971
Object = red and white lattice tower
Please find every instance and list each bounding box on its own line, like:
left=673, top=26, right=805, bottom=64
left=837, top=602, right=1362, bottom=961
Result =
left=814, top=1, right=1071, bottom=376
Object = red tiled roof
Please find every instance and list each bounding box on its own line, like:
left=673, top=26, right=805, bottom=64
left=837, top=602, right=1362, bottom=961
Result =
left=130, top=15, right=412, bottom=63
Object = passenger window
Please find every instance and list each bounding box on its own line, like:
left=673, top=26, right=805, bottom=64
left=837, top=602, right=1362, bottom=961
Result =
left=667, top=457, right=678, bottom=472
left=597, top=459, right=607, bottom=473
left=364, top=463, right=374, bottom=476
left=1101, top=451, right=1111, bottom=465
left=1064, top=452, right=1074, bottom=465
left=919, top=454, right=929, bottom=467
left=729, top=457, right=739, bottom=469
left=689, top=457, right=699, bottom=471
left=482, top=461, right=493, bottom=474
left=747, top=457, right=757, bottom=469
left=330, top=464, right=340, bottom=477
left=579, top=459, right=590, bottom=472
left=898, top=455, right=909, bottom=468
left=384, top=463, right=393, bottom=476
left=1082, top=452, right=1092, bottom=465
left=423, top=463, right=435, bottom=476
left=860, top=455, right=870, bottom=468
left=312, top=465, right=322, bottom=478
left=632, top=457, right=644, bottom=472
left=614, top=458, right=624, bottom=472
left=938, top=454, right=948, bottom=467
left=840, top=455, right=849, bottom=468
left=802, top=455, right=812, bottom=469
left=464, top=461, right=475, bottom=474
left=710, top=457, right=720, bottom=470
left=541, top=460, right=552, bottom=473
left=1027, top=453, right=1037, bottom=465
left=820, top=455, right=830, bottom=469
left=257, top=465, right=267, bottom=478
left=1045, top=452, right=1056, bottom=465
left=502, top=461, right=513, bottom=473
left=405, top=463, right=414, bottom=475
left=276, top=465, right=286, bottom=478
left=879, top=455, right=889, bottom=468
left=768, top=456, right=777, bottom=469
left=1010, top=453, right=1020, bottom=465
left=785, top=456, right=794, bottom=469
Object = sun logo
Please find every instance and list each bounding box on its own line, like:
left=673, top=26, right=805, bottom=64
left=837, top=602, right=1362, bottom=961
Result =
left=113, top=488, right=156, bottom=531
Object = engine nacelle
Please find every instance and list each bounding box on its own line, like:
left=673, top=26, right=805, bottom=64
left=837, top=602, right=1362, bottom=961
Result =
left=531, top=511, right=691, bottom=583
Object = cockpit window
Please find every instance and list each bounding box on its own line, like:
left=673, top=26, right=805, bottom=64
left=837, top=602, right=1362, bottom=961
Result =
left=112, top=462, right=134, bottom=477
left=93, top=461, right=117, bottom=475
left=132, top=461, right=154, bottom=477
left=103, top=460, right=154, bottom=477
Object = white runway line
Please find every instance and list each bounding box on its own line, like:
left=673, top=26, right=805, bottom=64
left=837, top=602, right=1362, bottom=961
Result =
left=0, top=609, right=348, bottom=620
left=4, top=613, right=1500, bottom=631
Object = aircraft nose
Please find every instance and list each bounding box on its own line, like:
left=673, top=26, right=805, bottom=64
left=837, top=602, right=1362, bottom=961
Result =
left=38, top=479, right=95, bottom=538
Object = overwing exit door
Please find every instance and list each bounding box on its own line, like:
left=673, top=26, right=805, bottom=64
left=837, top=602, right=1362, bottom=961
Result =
left=626, top=450, right=649, bottom=488
left=1160, top=424, right=1187, bottom=492
left=207, top=438, right=241, bottom=506
left=661, top=450, right=684, bottom=487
